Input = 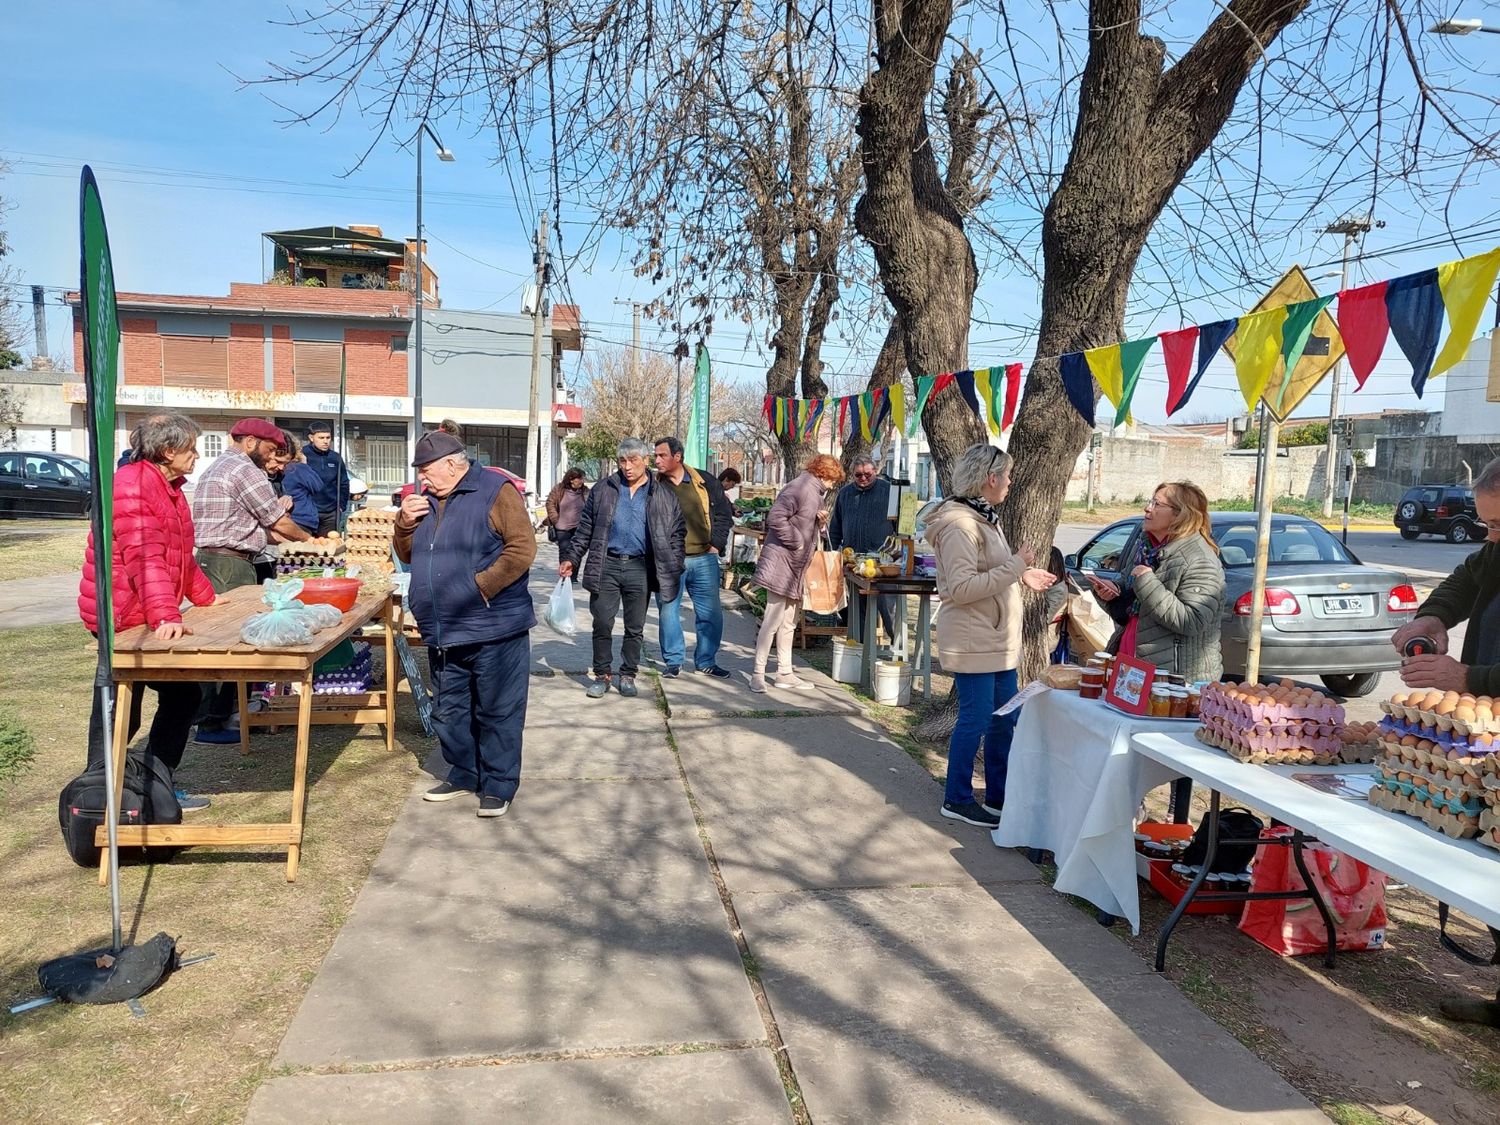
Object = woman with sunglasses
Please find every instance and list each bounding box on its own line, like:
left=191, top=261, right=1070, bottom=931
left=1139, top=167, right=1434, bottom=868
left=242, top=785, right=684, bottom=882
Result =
left=1086, top=481, right=1225, bottom=684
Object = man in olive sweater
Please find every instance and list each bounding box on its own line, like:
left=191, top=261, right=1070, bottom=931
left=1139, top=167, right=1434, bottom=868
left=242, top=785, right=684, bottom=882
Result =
left=1392, top=458, right=1500, bottom=1028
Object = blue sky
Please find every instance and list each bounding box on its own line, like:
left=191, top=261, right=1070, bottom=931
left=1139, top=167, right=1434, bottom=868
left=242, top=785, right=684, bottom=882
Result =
left=6, top=1, right=1500, bottom=424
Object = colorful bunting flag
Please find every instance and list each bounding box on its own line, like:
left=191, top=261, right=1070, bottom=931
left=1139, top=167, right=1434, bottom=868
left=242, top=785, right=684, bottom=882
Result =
left=1059, top=352, right=1095, bottom=428
left=1337, top=281, right=1389, bottom=389
left=762, top=394, right=774, bottom=431
left=1386, top=269, right=1444, bottom=397
left=973, top=367, right=1002, bottom=435
left=907, top=374, right=953, bottom=437
left=1435, top=247, right=1500, bottom=376
left=888, top=384, right=907, bottom=436
left=1001, top=364, right=1022, bottom=431
left=1085, top=339, right=1152, bottom=427
left=1160, top=326, right=1199, bottom=416
left=871, top=387, right=892, bottom=436
left=1234, top=306, right=1288, bottom=412
left=1270, top=296, right=1334, bottom=414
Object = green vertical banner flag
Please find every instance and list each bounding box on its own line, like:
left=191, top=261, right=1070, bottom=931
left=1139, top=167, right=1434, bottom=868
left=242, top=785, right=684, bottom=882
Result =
left=80, top=166, right=120, bottom=677
left=685, top=344, right=711, bottom=469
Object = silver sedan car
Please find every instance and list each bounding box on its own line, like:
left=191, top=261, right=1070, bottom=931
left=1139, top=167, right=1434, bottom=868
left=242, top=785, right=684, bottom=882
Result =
left=1066, top=513, right=1415, bottom=697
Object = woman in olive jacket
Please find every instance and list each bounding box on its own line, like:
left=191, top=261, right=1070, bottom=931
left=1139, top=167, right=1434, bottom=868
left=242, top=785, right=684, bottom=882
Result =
left=926, top=444, right=1057, bottom=828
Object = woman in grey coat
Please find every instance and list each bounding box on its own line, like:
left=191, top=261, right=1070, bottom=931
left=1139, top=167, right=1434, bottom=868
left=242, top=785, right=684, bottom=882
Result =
left=749, top=454, right=846, bottom=693
left=1088, top=480, right=1225, bottom=684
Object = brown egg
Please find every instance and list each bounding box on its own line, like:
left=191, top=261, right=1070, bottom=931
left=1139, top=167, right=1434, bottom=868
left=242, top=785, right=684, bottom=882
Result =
left=1435, top=701, right=1456, bottom=717
left=1455, top=706, right=1477, bottom=724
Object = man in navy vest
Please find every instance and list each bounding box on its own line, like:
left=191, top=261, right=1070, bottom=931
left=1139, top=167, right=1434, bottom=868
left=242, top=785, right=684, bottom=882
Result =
left=303, top=420, right=351, bottom=535
left=395, top=430, right=538, bottom=817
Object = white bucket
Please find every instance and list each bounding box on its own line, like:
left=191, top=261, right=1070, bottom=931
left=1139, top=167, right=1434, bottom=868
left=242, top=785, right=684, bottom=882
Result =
left=831, top=637, right=863, bottom=684
left=873, top=659, right=912, bottom=706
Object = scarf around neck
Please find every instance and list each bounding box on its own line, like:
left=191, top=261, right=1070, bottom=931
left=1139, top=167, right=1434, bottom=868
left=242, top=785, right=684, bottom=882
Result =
left=957, top=496, right=1002, bottom=527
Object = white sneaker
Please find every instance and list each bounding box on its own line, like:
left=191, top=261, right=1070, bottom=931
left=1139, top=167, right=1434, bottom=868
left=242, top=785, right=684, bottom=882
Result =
left=748, top=673, right=768, bottom=694
left=772, top=674, right=815, bottom=691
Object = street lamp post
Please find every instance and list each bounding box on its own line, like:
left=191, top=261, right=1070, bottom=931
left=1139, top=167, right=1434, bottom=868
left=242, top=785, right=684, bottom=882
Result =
left=412, top=121, right=454, bottom=470
left=1432, top=17, right=1500, bottom=34
left=1321, top=217, right=1373, bottom=517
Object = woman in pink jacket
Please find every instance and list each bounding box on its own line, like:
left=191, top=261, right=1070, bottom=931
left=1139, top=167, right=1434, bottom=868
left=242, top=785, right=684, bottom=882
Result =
left=749, top=454, right=846, bottom=692
left=78, top=414, right=216, bottom=803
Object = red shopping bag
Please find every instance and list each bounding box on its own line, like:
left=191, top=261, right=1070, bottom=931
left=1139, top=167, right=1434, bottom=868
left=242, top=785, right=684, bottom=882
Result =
left=1238, top=827, right=1388, bottom=956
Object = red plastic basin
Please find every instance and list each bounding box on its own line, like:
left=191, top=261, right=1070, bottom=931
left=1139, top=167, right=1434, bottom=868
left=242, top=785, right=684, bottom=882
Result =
left=294, top=577, right=363, bottom=612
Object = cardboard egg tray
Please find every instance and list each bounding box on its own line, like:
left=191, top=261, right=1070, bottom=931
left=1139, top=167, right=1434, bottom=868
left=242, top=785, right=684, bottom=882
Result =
left=1374, top=761, right=1487, bottom=813
left=1481, top=809, right=1500, bottom=852
left=1377, top=739, right=1496, bottom=787
left=1338, top=721, right=1382, bottom=765
left=1195, top=726, right=1340, bottom=766
left=1379, top=698, right=1500, bottom=738
left=1199, top=685, right=1344, bottom=727
left=1368, top=783, right=1483, bottom=838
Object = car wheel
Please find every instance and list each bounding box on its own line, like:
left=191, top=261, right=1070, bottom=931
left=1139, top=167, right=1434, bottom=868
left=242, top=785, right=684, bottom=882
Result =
left=1397, top=500, right=1423, bottom=522
left=1320, top=671, right=1382, bottom=698
left=1448, top=521, right=1474, bottom=544
left=1398, top=526, right=1420, bottom=540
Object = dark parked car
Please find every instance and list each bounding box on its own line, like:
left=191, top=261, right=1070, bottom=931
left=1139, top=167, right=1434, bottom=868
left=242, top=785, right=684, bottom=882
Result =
left=0, top=451, right=93, bottom=518
left=1067, top=512, right=1415, bottom=697
left=1394, top=484, right=1483, bottom=543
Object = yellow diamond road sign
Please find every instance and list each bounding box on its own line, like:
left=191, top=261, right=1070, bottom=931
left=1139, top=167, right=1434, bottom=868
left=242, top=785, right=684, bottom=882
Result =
left=1222, top=264, right=1345, bottom=422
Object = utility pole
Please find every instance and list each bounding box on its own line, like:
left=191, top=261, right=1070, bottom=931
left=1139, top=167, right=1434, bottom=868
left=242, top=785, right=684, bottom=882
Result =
left=525, top=211, right=550, bottom=498
left=611, top=299, right=642, bottom=381
left=1321, top=215, right=1375, bottom=517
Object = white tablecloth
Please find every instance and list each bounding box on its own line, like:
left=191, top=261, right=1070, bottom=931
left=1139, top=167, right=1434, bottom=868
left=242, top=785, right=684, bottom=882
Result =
left=992, top=688, right=1187, bottom=933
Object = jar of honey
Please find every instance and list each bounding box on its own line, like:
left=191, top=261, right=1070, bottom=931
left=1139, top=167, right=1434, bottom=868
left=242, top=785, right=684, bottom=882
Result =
left=1169, top=690, right=1191, bottom=719
left=1149, top=686, right=1173, bottom=718
left=1186, top=688, right=1202, bottom=718
left=1079, top=668, right=1106, bottom=699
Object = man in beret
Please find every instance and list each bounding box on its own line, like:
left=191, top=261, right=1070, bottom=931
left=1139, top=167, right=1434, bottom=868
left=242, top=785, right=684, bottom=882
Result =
left=394, top=430, right=538, bottom=818
left=303, top=420, right=351, bottom=536
left=190, top=419, right=310, bottom=744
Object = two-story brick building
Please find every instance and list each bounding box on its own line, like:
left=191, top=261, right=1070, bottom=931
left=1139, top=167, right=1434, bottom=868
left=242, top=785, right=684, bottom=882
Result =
left=66, top=224, right=582, bottom=497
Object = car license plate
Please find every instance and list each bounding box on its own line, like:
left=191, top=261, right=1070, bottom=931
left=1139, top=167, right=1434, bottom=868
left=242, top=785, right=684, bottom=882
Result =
left=1321, top=596, right=1363, bottom=615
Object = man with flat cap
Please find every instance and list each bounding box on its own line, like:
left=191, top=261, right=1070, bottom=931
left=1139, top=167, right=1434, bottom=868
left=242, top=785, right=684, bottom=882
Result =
left=303, top=420, right=351, bottom=535
left=191, top=418, right=310, bottom=744
left=394, top=430, right=538, bottom=818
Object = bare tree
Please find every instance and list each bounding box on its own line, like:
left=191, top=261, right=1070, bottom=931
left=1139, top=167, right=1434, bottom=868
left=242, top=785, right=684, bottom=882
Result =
left=0, top=165, right=24, bottom=371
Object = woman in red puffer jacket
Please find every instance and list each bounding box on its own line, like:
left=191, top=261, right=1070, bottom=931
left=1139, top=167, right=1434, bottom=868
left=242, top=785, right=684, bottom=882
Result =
left=79, top=413, right=216, bottom=776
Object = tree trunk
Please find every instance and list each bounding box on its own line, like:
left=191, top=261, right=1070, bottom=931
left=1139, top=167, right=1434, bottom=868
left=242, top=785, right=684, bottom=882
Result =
left=1003, top=0, right=1310, bottom=679
left=856, top=0, right=986, bottom=495
left=841, top=318, right=905, bottom=474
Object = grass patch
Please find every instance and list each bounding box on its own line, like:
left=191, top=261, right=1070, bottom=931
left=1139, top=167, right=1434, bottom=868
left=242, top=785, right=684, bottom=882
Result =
left=1472, top=1063, right=1500, bottom=1093
left=0, top=621, right=424, bottom=1122
left=0, top=526, right=88, bottom=582
left=1321, top=1100, right=1387, bottom=1125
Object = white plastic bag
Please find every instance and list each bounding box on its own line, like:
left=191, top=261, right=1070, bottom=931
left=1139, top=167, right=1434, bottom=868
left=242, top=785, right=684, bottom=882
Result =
left=545, top=577, right=577, bottom=639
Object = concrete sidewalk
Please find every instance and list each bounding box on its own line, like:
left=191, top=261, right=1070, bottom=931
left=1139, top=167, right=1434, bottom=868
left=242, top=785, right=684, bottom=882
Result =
left=248, top=555, right=1322, bottom=1123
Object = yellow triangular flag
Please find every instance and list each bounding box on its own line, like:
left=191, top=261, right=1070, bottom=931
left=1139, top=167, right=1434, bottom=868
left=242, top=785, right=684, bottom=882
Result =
left=1434, top=247, right=1500, bottom=376
left=1234, top=307, right=1288, bottom=412
left=1084, top=344, right=1125, bottom=424
left=888, top=385, right=906, bottom=436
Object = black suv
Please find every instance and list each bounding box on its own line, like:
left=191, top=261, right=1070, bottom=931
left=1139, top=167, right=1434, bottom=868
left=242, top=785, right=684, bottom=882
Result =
left=1394, top=484, right=1483, bottom=543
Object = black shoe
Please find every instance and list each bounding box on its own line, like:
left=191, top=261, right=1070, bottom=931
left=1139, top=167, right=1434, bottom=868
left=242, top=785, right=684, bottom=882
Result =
left=980, top=796, right=1004, bottom=817
left=618, top=675, right=638, bottom=698
left=697, top=665, right=732, bottom=679
left=941, top=800, right=1000, bottom=829
left=661, top=666, right=681, bottom=678
left=422, top=781, right=472, bottom=803
left=477, top=796, right=511, bottom=819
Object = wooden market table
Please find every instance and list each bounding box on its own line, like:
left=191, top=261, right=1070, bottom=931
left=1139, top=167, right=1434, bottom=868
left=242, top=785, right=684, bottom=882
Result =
left=845, top=571, right=936, bottom=698
left=98, top=584, right=399, bottom=882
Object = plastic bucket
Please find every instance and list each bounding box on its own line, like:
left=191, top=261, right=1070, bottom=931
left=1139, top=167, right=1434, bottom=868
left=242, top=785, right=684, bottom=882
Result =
left=831, top=637, right=862, bottom=684
left=873, top=659, right=912, bottom=706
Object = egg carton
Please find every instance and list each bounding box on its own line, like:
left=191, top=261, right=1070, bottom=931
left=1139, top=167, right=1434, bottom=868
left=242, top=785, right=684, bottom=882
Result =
left=1199, top=720, right=1342, bottom=757
left=1380, top=698, right=1500, bottom=737
left=1374, top=763, right=1487, bottom=811
left=1377, top=739, right=1495, bottom=785
left=1198, top=689, right=1344, bottom=727
left=1339, top=743, right=1380, bottom=765
left=1196, top=727, right=1339, bottom=765
left=1377, top=757, right=1491, bottom=799
left=1368, top=783, right=1483, bottom=838
left=1480, top=810, right=1500, bottom=852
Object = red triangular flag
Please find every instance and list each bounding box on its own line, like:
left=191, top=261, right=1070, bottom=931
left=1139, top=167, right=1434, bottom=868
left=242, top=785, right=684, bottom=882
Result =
left=1337, top=280, right=1390, bottom=390
left=1159, top=326, right=1199, bottom=415
left=1001, top=363, right=1022, bottom=430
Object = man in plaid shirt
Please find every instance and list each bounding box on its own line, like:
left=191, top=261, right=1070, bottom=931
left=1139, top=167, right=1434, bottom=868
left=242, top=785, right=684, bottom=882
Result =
left=191, top=418, right=309, bottom=744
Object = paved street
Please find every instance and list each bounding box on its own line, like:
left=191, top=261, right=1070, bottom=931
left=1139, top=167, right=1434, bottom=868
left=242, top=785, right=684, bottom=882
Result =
left=246, top=548, right=1322, bottom=1123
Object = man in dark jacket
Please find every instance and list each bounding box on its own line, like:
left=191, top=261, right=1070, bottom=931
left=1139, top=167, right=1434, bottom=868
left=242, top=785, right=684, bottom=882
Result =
left=302, top=420, right=350, bottom=535
left=559, top=437, right=685, bottom=699
left=395, top=430, right=537, bottom=818
left=653, top=436, right=734, bottom=678
left=1392, top=459, right=1500, bottom=1028
left=829, top=455, right=898, bottom=642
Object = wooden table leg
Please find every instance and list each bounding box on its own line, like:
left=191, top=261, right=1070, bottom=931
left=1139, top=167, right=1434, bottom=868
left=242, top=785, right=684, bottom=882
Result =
left=917, top=596, right=933, bottom=698
left=98, top=682, right=135, bottom=885
left=860, top=590, right=877, bottom=695
left=384, top=597, right=397, bottom=755
left=285, top=668, right=315, bottom=882
left=237, top=680, right=251, bottom=756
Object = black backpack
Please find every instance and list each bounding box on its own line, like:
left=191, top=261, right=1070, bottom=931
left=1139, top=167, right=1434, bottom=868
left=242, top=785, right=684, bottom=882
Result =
left=1181, top=807, right=1264, bottom=875
left=58, top=750, right=182, bottom=868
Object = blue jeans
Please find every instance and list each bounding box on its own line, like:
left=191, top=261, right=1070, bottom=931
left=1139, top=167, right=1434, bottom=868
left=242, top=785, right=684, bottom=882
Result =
left=657, top=552, right=724, bottom=670
left=944, top=669, right=1019, bottom=806
left=429, top=633, right=529, bottom=800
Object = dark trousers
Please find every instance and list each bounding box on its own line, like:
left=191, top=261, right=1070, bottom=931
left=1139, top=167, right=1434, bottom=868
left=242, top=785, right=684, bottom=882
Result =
left=87, top=680, right=200, bottom=773
left=429, top=632, right=529, bottom=800
left=317, top=510, right=338, bottom=536
left=196, top=550, right=258, bottom=729
left=590, top=555, right=649, bottom=676
left=555, top=528, right=579, bottom=583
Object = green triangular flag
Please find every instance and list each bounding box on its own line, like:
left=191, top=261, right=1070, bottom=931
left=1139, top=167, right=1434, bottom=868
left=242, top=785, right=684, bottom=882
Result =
left=1114, top=338, right=1155, bottom=428
left=1273, top=296, right=1334, bottom=413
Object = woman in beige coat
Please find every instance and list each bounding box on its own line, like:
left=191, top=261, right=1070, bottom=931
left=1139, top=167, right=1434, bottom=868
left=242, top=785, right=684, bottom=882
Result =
left=925, top=444, right=1056, bottom=828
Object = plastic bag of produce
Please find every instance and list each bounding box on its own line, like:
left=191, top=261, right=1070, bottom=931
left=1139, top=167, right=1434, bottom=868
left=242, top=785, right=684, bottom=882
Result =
left=241, top=579, right=315, bottom=647
left=299, top=603, right=345, bottom=632
left=545, top=578, right=577, bottom=639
